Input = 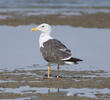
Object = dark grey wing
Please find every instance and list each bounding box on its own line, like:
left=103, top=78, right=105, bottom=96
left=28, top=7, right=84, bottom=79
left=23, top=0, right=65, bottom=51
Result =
left=51, top=39, right=71, bottom=55
left=40, top=39, right=72, bottom=63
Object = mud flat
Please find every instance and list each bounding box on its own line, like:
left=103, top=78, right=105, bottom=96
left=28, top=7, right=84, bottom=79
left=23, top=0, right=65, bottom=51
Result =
left=0, top=13, right=110, bottom=28
left=0, top=68, right=110, bottom=100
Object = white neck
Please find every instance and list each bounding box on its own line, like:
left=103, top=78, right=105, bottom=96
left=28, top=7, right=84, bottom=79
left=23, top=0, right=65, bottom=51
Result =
left=39, top=32, right=53, bottom=48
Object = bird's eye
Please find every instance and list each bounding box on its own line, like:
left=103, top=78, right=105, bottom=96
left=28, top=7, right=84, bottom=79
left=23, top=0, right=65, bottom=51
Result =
left=42, top=26, right=44, bottom=28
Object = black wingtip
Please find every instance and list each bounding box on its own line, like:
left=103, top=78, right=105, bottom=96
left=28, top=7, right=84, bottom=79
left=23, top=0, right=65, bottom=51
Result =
left=65, top=57, right=83, bottom=64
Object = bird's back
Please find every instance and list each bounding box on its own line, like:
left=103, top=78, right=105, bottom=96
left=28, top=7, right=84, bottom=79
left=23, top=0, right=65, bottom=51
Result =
left=40, top=39, right=72, bottom=64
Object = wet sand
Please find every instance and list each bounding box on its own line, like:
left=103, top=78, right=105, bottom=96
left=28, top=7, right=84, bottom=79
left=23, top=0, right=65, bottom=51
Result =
left=0, top=68, right=110, bottom=100
left=0, top=13, right=110, bottom=28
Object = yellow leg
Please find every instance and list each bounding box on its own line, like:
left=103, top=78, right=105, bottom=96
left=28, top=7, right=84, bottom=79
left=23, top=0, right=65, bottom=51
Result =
left=57, top=64, right=59, bottom=78
left=57, top=64, right=59, bottom=73
left=48, top=66, right=50, bottom=79
left=48, top=88, right=50, bottom=93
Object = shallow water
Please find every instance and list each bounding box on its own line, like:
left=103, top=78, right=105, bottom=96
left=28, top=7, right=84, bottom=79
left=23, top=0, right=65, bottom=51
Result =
left=0, top=69, right=110, bottom=99
left=0, top=25, right=110, bottom=71
left=0, top=0, right=110, bottom=19
left=1, top=86, right=110, bottom=98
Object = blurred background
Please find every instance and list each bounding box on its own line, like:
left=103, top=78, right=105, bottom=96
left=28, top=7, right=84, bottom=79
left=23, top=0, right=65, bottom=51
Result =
left=0, top=0, right=110, bottom=27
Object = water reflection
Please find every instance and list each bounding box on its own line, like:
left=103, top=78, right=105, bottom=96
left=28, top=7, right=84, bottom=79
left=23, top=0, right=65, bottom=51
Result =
left=0, top=68, right=110, bottom=99
left=1, top=86, right=110, bottom=98
left=47, top=87, right=110, bottom=98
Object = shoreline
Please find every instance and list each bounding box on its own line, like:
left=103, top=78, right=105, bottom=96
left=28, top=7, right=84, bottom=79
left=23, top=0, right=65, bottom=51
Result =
left=0, top=13, right=110, bottom=28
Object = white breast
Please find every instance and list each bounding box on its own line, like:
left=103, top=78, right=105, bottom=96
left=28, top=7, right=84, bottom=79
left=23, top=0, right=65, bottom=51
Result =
left=39, top=33, right=53, bottom=47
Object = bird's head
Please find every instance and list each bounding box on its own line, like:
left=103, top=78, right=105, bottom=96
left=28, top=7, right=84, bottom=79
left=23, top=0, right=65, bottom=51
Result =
left=31, top=23, right=51, bottom=33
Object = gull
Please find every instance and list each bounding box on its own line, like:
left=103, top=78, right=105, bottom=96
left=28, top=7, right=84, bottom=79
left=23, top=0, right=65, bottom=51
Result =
left=31, top=23, right=83, bottom=78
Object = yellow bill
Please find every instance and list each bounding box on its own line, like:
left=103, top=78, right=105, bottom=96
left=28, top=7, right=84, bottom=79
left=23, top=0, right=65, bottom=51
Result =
left=31, top=28, right=39, bottom=32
